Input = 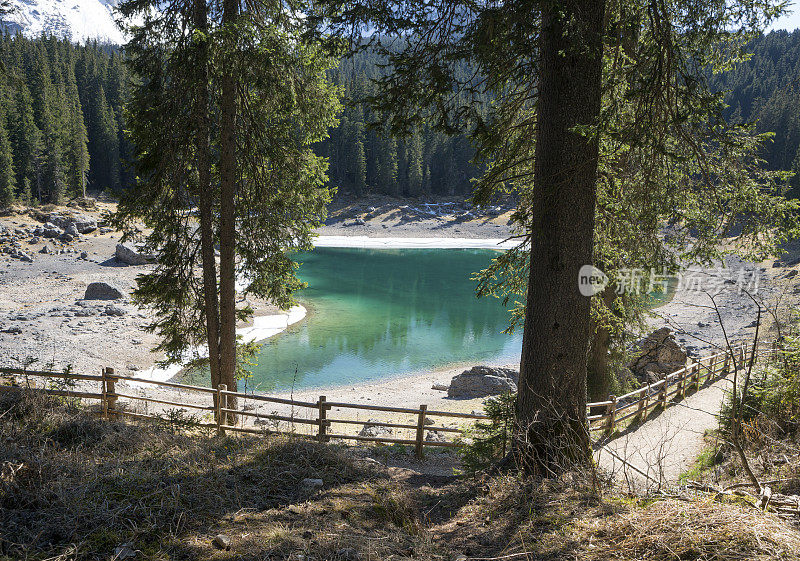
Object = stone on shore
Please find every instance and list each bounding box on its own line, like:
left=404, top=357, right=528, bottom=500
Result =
left=446, top=366, right=519, bottom=398
left=48, top=212, right=97, bottom=233
left=42, top=223, right=62, bottom=238
left=627, top=327, right=687, bottom=383
left=115, top=242, right=155, bottom=265
left=358, top=419, right=393, bottom=438
left=84, top=282, right=125, bottom=300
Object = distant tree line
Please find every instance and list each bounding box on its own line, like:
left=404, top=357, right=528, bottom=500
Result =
left=0, top=34, right=129, bottom=207
left=317, top=48, right=486, bottom=198
left=3, top=30, right=800, bottom=208
left=711, top=29, right=800, bottom=196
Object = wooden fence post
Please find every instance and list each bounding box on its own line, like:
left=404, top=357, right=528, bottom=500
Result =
left=677, top=371, right=685, bottom=399
left=660, top=378, right=668, bottom=409
left=216, top=384, right=226, bottom=436
left=101, top=367, right=108, bottom=419
left=415, top=405, right=428, bottom=459
left=638, top=384, right=650, bottom=421
left=605, top=395, right=617, bottom=435
left=105, top=367, right=117, bottom=420
left=318, top=396, right=329, bottom=442
left=722, top=352, right=730, bottom=376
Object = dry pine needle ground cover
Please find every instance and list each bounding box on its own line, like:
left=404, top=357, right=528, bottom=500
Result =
left=1, top=389, right=799, bottom=561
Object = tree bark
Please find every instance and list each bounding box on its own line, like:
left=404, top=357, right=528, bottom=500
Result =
left=587, top=287, right=616, bottom=401
left=218, top=0, right=239, bottom=421
left=192, top=0, right=222, bottom=416
left=515, top=0, right=605, bottom=476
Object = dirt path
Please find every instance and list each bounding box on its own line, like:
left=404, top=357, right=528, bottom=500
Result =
left=595, top=372, right=733, bottom=491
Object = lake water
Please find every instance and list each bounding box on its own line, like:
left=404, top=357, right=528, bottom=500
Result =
left=247, top=248, right=522, bottom=391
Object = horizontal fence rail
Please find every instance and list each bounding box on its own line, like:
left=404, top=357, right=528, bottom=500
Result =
left=0, top=343, right=763, bottom=457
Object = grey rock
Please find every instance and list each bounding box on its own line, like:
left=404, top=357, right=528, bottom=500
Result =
left=64, top=223, right=79, bottom=236
left=115, top=242, right=155, bottom=265
left=79, top=251, right=88, bottom=259
left=447, top=366, right=519, bottom=398
left=431, top=382, right=449, bottom=391
left=39, top=245, right=50, bottom=254
left=301, top=478, right=323, bottom=488
left=48, top=212, right=97, bottom=233
left=61, top=233, right=74, bottom=243
left=42, top=223, right=62, bottom=238
left=212, top=534, right=231, bottom=550
left=358, top=419, right=393, bottom=438
left=627, top=327, right=687, bottom=383
left=425, top=431, right=446, bottom=442
left=1, top=326, right=22, bottom=334
left=18, top=252, right=33, bottom=263
left=84, top=282, right=125, bottom=300
left=103, top=304, right=127, bottom=316
left=28, top=236, right=39, bottom=244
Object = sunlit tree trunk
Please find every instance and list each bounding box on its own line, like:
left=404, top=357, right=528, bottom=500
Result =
left=218, top=0, right=238, bottom=421
left=192, top=0, right=222, bottom=414
left=515, top=0, right=605, bottom=476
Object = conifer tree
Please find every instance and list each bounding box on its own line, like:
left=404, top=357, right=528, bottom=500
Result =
left=115, top=0, right=341, bottom=417
left=0, top=116, right=15, bottom=208
left=9, top=84, right=42, bottom=201
left=315, top=0, right=799, bottom=474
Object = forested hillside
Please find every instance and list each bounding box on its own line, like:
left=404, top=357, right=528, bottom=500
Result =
left=711, top=29, right=800, bottom=193
left=1, top=30, right=800, bottom=207
left=318, top=49, right=484, bottom=197
left=0, top=34, right=128, bottom=207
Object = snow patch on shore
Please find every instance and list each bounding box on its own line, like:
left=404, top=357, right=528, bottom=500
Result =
left=132, top=305, right=306, bottom=384
left=315, top=236, right=521, bottom=249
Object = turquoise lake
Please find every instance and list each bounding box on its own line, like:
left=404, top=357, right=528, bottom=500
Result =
left=246, top=248, right=523, bottom=392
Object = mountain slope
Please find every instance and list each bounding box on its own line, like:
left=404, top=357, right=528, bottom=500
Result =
left=1, top=0, right=123, bottom=44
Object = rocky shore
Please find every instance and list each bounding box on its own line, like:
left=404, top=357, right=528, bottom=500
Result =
left=1, top=196, right=799, bottom=423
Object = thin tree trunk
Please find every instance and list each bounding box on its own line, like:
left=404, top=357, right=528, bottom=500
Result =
left=587, top=287, right=616, bottom=401
left=218, top=0, right=239, bottom=422
left=192, top=0, right=222, bottom=415
left=515, top=0, right=605, bottom=476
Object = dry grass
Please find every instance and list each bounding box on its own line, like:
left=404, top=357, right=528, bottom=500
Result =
left=578, top=498, right=800, bottom=560
left=3, top=389, right=800, bottom=561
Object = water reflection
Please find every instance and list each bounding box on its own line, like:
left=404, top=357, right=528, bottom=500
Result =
left=249, top=248, right=523, bottom=391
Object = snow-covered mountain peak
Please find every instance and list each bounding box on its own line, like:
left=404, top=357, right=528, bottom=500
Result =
left=1, top=0, right=125, bottom=45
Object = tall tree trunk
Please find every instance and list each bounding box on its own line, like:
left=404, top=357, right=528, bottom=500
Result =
left=192, top=0, right=222, bottom=415
left=515, top=0, right=605, bottom=476
left=218, top=0, right=239, bottom=421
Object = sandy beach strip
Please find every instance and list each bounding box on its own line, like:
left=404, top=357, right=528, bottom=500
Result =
left=314, top=235, right=521, bottom=249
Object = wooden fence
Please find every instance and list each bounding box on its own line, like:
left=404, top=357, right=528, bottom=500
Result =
left=0, top=344, right=759, bottom=457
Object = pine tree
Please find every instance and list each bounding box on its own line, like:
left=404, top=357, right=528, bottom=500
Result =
left=9, top=84, right=43, bottom=202
left=407, top=130, right=423, bottom=196
left=116, top=0, right=341, bottom=419
left=0, top=116, right=15, bottom=208
left=64, top=64, right=89, bottom=198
